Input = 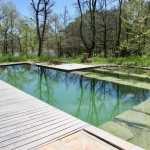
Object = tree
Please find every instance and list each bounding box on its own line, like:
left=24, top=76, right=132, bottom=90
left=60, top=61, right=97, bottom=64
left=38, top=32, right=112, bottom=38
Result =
left=8, top=2, right=19, bottom=56
left=60, top=6, right=72, bottom=57
left=49, top=13, right=62, bottom=57
left=77, top=0, right=97, bottom=57
left=0, top=1, right=19, bottom=56
left=96, top=0, right=115, bottom=58
left=120, top=0, right=150, bottom=57
left=115, top=0, right=123, bottom=57
left=18, top=18, right=37, bottom=57
left=65, top=18, right=82, bottom=56
left=31, top=0, right=54, bottom=56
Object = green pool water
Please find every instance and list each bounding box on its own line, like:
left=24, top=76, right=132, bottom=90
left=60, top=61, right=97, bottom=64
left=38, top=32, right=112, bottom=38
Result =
left=0, top=64, right=150, bottom=127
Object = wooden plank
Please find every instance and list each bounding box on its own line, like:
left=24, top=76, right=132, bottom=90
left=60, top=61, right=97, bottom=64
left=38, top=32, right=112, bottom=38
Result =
left=0, top=97, right=52, bottom=110
left=0, top=98, right=50, bottom=112
left=0, top=98, right=32, bottom=105
left=0, top=113, right=70, bottom=137
left=0, top=107, right=56, bottom=127
left=0, top=93, right=30, bottom=99
left=0, top=80, right=89, bottom=150
left=15, top=123, right=89, bottom=150
left=0, top=98, right=43, bottom=108
left=0, top=111, right=64, bottom=134
left=31, top=125, right=89, bottom=150
left=0, top=98, right=49, bottom=110
left=0, top=91, right=28, bottom=97
left=0, top=95, right=51, bottom=107
left=0, top=115, right=73, bottom=142
left=0, top=97, right=33, bottom=105
left=0, top=88, right=35, bottom=99
left=0, top=87, right=25, bottom=93
left=0, top=103, right=53, bottom=118
left=1, top=120, right=87, bottom=149
left=1, top=118, right=79, bottom=147
left=0, top=105, right=51, bottom=121
left=0, top=101, right=50, bottom=115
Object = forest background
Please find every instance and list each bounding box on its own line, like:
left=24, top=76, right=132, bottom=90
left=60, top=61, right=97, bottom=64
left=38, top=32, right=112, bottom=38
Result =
left=0, top=0, right=150, bottom=66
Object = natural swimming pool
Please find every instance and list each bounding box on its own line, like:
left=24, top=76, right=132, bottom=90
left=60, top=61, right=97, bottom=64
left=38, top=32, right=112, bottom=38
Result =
left=0, top=64, right=150, bottom=149
left=0, top=64, right=149, bottom=126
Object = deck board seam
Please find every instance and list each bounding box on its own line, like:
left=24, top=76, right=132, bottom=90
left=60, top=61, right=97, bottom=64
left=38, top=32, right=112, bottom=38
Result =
left=0, top=112, right=69, bottom=134
left=0, top=80, right=89, bottom=150
left=0, top=119, right=86, bottom=148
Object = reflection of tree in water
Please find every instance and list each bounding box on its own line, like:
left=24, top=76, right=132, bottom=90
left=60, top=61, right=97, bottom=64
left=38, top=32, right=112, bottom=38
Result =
left=0, top=64, right=150, bottom=127
left=75, top=77, right=111, bottom=126
left=76, top=75, right=83, bottom=115
left=32, top=67, right=79, bottom=105
left=0, top=65, right=31, bottom=89
left=75, top=75, right=150, bottom=126
left=33, top=66, right=60, bottom=105
left=87, top=78, right=99, bottom=125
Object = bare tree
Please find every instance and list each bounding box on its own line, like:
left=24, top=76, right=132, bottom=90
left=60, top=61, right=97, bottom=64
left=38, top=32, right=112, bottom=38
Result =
left=77, top=0, right=97, bottom=58
left=31, top=0, right=54, bottom=56
left=97, top=0, right=115, bottom=58
left=61, top=6, right=72, bottom=57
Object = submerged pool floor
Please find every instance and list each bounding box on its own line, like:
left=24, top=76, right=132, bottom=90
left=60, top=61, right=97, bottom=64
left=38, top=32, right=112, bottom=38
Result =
left=73, top=68, right=150, bottom=90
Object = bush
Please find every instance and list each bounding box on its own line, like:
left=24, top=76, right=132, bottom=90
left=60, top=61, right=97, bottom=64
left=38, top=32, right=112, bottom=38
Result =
left=0, top=56, right=27, bottom=63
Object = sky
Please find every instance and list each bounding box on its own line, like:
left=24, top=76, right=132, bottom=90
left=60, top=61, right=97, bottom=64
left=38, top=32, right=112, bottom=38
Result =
left=8, top=0, right=76, bottom=17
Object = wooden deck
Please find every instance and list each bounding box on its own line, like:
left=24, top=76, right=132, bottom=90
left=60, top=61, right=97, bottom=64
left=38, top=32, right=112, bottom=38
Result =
left=0, top=80, right=89, bottom=150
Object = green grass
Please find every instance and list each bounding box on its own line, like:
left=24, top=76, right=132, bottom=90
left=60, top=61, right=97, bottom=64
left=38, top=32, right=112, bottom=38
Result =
left=0, top=56, right=27, bottom=63
left=0, top=55, right=150, bottom=67
left=1, top=55, right=150, bottom=75
left=91, top=55, right=150, bottom=67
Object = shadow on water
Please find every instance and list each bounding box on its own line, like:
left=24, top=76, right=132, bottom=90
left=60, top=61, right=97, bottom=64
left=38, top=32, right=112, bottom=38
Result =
left=0, top=64, right=150, bottom=127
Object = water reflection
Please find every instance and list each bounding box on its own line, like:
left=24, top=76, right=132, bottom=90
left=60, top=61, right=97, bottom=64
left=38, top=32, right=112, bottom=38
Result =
left=0, top=64, right=150, bottom=127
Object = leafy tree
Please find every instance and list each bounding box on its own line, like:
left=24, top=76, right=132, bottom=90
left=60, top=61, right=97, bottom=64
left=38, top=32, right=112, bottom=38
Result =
left=120, top=0, right=150, bottom=57
left=49, top=13, right=62, bottom=57
left=19, top=18, right=37, bottom=57
left=65, top=18, right=82, bottom=56
left=115, top=0, right=124, bottom=57
left=0, top=1, right=19, bottom=56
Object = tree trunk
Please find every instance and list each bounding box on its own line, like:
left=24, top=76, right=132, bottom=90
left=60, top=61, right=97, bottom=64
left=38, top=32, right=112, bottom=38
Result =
left=11, top=38, right=14, bottom=56
left=18, top=38, right=22, bottom=53
left=77, top=0, right=97, bottom=58
left=116, top=0, right=123, bottom=58
left=38, top=40, right=43, bottom=57
left=3, top=30, right=8, bottom=55
left=31, top=0, right=54, bottom=57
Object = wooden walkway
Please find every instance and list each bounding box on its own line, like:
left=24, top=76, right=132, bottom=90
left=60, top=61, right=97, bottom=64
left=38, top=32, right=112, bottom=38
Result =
left=0, top=80, right=89, bottom=150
